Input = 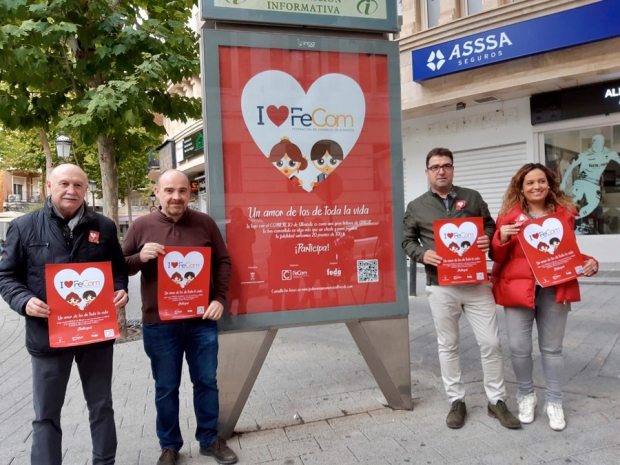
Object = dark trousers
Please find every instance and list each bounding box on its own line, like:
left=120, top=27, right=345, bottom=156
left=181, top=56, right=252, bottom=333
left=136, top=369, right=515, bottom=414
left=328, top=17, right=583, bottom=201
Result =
left=31, top=344, right=116, bottom=465
left=143, top=320, right=219, bottom=451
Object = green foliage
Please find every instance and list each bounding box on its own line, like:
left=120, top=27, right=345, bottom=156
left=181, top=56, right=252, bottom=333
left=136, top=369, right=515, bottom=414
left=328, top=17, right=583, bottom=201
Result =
left=0, top=0, right=202, bottom=224
left=0, top=127, right=46, bottom=172
left=0, top=0, right=202, bottom=140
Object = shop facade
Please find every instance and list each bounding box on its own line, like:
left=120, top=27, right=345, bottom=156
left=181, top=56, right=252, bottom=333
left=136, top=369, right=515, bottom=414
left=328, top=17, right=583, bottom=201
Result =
left=400, top=0, right=620, bottom=262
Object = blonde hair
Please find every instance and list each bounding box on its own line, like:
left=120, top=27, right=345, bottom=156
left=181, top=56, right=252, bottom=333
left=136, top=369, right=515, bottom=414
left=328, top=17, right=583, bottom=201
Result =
left=499, top=163, right=575, bottom=217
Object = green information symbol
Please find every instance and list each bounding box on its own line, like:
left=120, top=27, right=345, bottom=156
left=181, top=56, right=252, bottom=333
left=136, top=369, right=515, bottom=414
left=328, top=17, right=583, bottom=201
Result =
left=357, top=0, right=379, bottom=15
left=226, top=0, right=246, bottom=4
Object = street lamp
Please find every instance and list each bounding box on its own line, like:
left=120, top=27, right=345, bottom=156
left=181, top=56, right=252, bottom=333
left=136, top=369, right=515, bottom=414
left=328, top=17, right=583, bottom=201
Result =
left=88, top=180, right=97, bottom=210
left=149, top=192, right=156, bottom=207
left=55, top=132, right=72, bottom=162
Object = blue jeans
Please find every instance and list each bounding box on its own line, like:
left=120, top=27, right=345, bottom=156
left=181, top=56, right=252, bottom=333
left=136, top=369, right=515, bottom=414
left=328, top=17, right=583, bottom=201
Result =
left=143, top=320, right=219, bottom=451
left=504, top=286, right=569, bottom=404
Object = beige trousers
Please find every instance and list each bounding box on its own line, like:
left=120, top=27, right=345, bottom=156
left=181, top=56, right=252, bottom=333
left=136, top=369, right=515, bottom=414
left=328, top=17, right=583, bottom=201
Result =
left=426, top=282, right=507, bottom=404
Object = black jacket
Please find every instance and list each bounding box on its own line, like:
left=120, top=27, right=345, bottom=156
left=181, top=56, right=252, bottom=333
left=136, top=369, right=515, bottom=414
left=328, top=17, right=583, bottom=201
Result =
left=0, top=199, right=128, bottom=356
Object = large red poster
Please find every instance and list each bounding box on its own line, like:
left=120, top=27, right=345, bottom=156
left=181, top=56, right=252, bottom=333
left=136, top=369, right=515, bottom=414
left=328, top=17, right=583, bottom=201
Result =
left=220, top=47, right=396, bottom=315
left=45, top=262, right=119, bottom=348
left=517, top=213, right=584, bottom=287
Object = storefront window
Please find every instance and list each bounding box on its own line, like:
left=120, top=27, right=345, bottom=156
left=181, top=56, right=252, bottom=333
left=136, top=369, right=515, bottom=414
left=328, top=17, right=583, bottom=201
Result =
left=544, top=124, right=620, bottom=235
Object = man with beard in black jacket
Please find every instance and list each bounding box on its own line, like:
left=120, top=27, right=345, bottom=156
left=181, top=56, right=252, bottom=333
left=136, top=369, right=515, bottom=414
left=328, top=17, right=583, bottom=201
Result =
left=0, top=164, right=128, bottom=465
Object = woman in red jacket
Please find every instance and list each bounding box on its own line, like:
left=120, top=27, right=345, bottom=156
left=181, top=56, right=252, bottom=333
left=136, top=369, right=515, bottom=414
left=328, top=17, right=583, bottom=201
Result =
left=490, top=163, right=598, bottom=431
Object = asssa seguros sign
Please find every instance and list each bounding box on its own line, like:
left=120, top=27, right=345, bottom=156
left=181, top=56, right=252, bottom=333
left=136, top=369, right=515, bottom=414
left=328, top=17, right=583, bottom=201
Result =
left=412, top=0, right=620, bottom=82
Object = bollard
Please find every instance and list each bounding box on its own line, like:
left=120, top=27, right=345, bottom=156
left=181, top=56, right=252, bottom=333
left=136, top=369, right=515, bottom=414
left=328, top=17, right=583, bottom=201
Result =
left=409, top=260, right=417, bottom=296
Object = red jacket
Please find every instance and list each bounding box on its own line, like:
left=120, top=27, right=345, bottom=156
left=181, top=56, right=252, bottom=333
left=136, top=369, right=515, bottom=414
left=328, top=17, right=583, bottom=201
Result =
left=490, top=205, right=596, bottom=309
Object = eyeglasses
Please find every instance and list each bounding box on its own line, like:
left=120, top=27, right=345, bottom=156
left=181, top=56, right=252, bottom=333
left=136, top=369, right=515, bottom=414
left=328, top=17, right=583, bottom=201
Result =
left=427, top=164, right=454, bottom=173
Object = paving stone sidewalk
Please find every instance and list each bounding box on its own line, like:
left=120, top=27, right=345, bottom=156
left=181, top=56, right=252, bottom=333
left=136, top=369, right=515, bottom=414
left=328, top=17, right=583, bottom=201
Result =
left=2, top=272, right=620, bottom=465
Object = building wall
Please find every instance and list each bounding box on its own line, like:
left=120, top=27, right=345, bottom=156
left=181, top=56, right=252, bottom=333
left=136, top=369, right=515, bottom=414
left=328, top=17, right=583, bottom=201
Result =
left=399, top=0, right=620, bottom=262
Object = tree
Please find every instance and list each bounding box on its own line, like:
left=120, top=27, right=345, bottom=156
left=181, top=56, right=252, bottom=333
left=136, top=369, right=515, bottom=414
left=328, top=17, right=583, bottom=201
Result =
left=0, top=127, right=46, bottom=173
left=0, top=0, right=202, bottom=230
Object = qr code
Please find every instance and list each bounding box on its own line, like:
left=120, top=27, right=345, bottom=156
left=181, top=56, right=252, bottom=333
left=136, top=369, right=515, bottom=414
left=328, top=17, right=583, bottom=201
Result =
left=104, top=329, right=115, bottom=338
left=357, top=259, right=379, bottom=283
left=197, top=306, right=205, bottom=315
left=476, top=272, right=485, bottom=280
left=575, top=265, right=584, bottom=274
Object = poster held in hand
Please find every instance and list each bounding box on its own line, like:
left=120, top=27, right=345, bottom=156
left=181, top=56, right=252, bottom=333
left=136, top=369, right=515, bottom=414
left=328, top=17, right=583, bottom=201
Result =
left=434, top=217, right=488, bottom=285
left=158, top=246, right=212, bottom=320
left=517, top=212, right=584, bottom=287
left=46, top=262, right=119, bottom=348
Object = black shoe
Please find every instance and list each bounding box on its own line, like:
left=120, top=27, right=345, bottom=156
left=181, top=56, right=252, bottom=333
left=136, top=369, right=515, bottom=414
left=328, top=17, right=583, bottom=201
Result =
left=156, top=448, right=179, bottom=465
left=200, top=438, right=238, bottom=464
left=446, top=400, right=467, bottom=429
left=488, top=400, right=522, bottom=429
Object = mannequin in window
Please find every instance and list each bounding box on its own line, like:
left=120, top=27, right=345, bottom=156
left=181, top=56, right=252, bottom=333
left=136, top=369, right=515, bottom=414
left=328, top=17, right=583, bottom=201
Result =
left=560, top=135, right=620, bottom=219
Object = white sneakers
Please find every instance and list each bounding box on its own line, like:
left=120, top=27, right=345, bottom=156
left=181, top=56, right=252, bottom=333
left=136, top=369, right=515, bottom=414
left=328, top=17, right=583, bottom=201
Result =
left=545, top=402, right=566, bottom=431
left=517, top=393, right=537, bottom=424
left=517, top=394, right=566, bottom=431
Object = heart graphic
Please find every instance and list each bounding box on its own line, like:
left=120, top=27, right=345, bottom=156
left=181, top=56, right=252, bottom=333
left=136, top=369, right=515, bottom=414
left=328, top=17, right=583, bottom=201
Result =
left=523, top=218, right=564, bottom=254
left=267, top=105, right=289, bottom=127
left=163, top=252, right=204, bottom=289
left=54, top=268, right=105, bottom=311
left=439, top=222, right=478, bottom=256
left=241, top=71, right=366, bottom=192
left=90, top=232, right=96, bottom=239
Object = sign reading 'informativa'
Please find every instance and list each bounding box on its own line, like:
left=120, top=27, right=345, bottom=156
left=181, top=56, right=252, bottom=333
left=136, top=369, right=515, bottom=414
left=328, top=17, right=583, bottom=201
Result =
left=202, top=0, right=397, bottom=32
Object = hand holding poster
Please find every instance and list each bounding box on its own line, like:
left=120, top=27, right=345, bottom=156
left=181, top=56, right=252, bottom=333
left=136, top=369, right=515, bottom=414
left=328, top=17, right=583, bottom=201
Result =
left=517, top=213, right=584, bottom=287
left=434, top=217, right=488, bottom=285
left=45, top=262, right=119, bottom=348
left=158, top=247, right=212, bottom=320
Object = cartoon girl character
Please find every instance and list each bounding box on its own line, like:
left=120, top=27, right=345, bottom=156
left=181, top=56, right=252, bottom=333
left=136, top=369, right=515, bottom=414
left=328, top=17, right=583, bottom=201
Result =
left=268, top=137, right=308, bottom=187
left=460, top=241, right=471, bottom=256
left=549, top=237, right=560, bottom=253
left=310, top=140, right=344, bottom=188
left=448, top=242, right=460, bottom=254
left=184, top=272, right=195, bottom=285
left=537, top=242, right=551, bottom=253
left=82, top=290, right=97, bottom=307
left=171, top=272, right=184, bottom=287
left=66, top=292, right=81, bottom=307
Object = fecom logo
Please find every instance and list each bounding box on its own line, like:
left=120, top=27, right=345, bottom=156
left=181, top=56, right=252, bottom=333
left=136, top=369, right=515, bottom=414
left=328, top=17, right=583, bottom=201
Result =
left=425, top=32, right=513, bottom=74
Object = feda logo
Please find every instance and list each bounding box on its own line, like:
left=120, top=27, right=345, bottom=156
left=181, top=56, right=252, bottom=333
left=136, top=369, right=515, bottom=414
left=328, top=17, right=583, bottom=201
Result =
left=357, top=0, right=378, bottom=15
left=426, top=32, right=513, bottom=72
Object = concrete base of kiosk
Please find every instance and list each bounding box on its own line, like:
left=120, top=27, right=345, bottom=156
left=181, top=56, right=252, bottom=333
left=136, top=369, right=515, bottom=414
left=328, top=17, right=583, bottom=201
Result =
left=216, top=316, right=411, bottom=439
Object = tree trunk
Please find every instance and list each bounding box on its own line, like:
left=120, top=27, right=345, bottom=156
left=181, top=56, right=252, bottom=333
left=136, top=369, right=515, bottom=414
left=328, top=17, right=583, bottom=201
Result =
left=39, top=129, right=54, bottom=189
left=97, top=135, right=125, bottom=336
left=97, top=135, right=119, bottom=230
left=126, top=175, right=133, bottom=227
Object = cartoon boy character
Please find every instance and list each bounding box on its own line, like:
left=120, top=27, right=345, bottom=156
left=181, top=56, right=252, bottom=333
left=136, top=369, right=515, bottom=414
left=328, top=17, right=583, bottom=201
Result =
left=184, top=272, right=195, bottom=285
left=268, top=137, right=308, bottom=187
left=549, top=237, right=560, bottom=253
left=310, top=140, right=344, bottom=188
left=448, top=242, right=460, bottom=254
left=66, top=292, right=81, bottom=307
left=538, top=242, right=551, bottom=253
left=83, top=290, right=97, bottom=307
left=460, top=241, right=471, bottom=256
left=171, top=272, right=184, bottom=287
